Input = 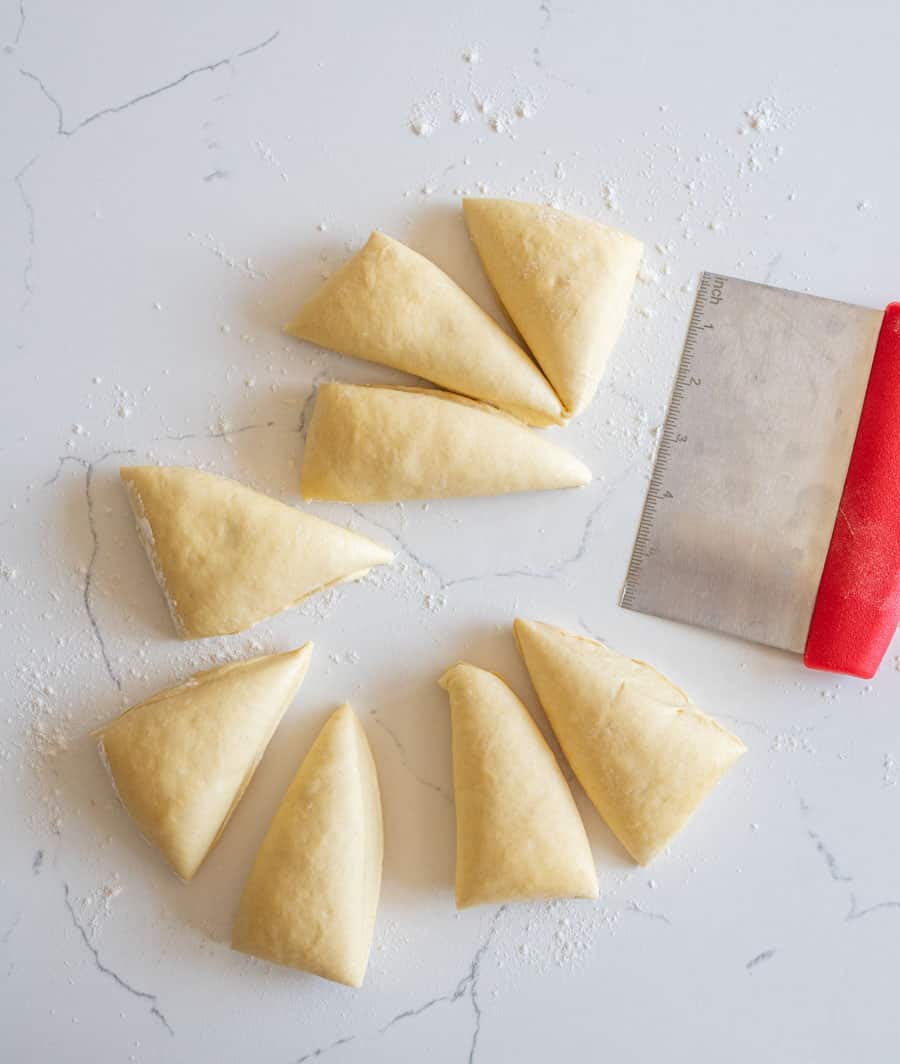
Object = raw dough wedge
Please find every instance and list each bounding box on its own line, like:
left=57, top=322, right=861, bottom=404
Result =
left=95, top=645, right=313, bottom=880
left=121, top=466, right=393, bottom=638
left=463, top=198, right=643, bottom=417
left=232, top=705, right=383, bottom=988
left=300, top=383, right=591, bottom=502
left=513, top=620, right=746, bottom=864
left=440, top=662, right=598, bottom=908
left=287, top=231, right=564, bottom=427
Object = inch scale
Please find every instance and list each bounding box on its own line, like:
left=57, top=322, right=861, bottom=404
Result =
left=620, top=272, right=719, bottom=613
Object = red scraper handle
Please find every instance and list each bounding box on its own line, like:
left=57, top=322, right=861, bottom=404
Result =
left=805, top=303, right=900, bottom=678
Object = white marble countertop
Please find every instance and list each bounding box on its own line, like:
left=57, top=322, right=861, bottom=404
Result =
left=3, top=2, right=900, bottom=1061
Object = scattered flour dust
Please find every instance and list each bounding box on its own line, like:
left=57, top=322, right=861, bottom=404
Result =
left=452, top=101, right=471, bottom=125
left=496, top=899, right=622, bottom=977
left=113, top=384, right=136, bottom=421
left=370, top=917, right=412, bottom=975
left=423, top=592, right=447, bottom=613
left=76, top=879, right=124, bottom=941
left=364, top=558, right=449, bottom=615
left=329, top=649, right=361, bottom=666
left=26, top=711, right=70, bottom=835
left=409, top=90, right=443, bottom=137
left=737, top=94, right=793, bottom=177
left=637, top=263, right=661, bottom=286
left=255, top=139, right=289, bottom=183
left=297, top=586, right=342, bottom=622
left=770, top=729, right=816, bottom=754
left=743, top=96, right=783, bottom=133
left=407, top=46, right=545, bottom=141
left=187, top=231, right=269, bottom=281
left=883, top=753, right=897, bottom=789
left=352, top=505, right=449, bottom=615
left=600, top=181, right=621, bottom=213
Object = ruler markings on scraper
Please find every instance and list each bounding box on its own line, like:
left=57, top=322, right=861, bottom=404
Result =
left=621, top=272, right=719, bottom=610
left=619, top=267, right=894, bottom=671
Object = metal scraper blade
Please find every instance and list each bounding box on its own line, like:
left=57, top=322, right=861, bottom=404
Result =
left=620, top=273, right=884, bottom=654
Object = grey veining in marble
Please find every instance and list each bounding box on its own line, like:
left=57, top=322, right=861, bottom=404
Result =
left=3, top=1, right=900, bottom=1061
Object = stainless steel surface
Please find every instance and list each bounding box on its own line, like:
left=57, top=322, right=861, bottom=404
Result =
left=621, top=273, right=884, bottom=653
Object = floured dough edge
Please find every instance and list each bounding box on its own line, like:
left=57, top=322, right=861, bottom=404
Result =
left=125, top=477, right=391, bottom=637
left=96, top=735, right=189, bottom=882
left=123, top=478, right=188, bottom=638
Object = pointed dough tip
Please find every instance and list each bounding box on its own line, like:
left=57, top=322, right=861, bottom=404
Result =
left=231, top=699, right=382, bottom=985
left=284, top=642, right=315, bottom=670
left=438, top=661, right=466, bottom=690
left=573, top=459, right=592, bottom=486
left=300, top=383, right=590, bottom=502
left=463, top=197, right=642, bottom=416
left=446, top=661, right=598, bottom=907
left=330, top=702, right=356, bottom=723
left=286, top=231, right=563, bottom=426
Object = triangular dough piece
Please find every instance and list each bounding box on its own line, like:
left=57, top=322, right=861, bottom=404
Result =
left=96, top=645, right=313, bottom=880
left=287, top=231, right=564, bottom=427
left=439, top=662, right=598, bottom=908
left=514, top=620, right=746, bottom=865
left=232, top=705, right=383, bottom=987
left=463, top=198, right=643, bottom=417
left=121, top=466, right=393, bottom=638
left=300, top=383, right=591, bottom=502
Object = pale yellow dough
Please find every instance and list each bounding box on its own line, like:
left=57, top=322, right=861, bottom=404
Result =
left=300, top=383, right=591, bottom=502
left=513, top=620, right=746, bottom=865
left=121, top=466, right=393, bottom=639
left=95, top=645, right=313, bottom=881
left=287, top=231, right=564, bottom=427
left=440, top=662, right=598, bottom=908
left=463, top=198, right=643, bottom=418
left=232, top=705, right=383, bottom=988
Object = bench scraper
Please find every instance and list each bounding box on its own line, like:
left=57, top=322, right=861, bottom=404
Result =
left=621, top=273, right=900, bottom=678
